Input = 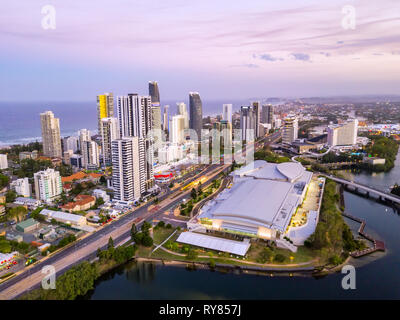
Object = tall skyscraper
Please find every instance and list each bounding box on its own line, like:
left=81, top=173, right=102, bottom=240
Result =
left=170, top=115, right=185, bottom=144
left=251, top=101, right=261, bottom=138
left=117, top=94, right=154, bottom=192
left=40, top=111, right=62, bottom=158
left=261, top=104, right=274, bottom=125
left=34, top=168, right=62, bottom=202
left=100, top=117, right=120, bottom=167
left=327, top=119, right=358, bottom=146
left=177, top=102, right=189, bottom=129
left=222, top=104, right=233, bottom=123
left=148, top=81, right=160, bottom=104
left=189, top=92, right=203, bottom=141
left=163, top=105, right=169, bottom=133
left=282, top=116, right=299, bottom=145
left=112, top=137, right=144, bottom=202
left=97, top=93, right=114, bottom=135
left=149, top=82, right=162, bottom=135
left=240, top=106, right=256, bottom=141
left=220, top=120, right=232, bottom=150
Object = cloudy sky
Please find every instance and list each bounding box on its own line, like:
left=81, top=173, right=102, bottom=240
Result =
left=1, top=0, right=400, bottom=101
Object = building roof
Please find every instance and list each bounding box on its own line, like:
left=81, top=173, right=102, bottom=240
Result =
left=200, top=160, right=312, bottom=232
left=61, top=171, right=103, bottom=183
left=211, top=179, right=293, bottom=228
left=176, top=232, right=250, bottom=256
left=61, top=194, right=95, bottom=210
left=40, top=209, right=85, bottom=224
left=16, top=218, right=39, bottom=229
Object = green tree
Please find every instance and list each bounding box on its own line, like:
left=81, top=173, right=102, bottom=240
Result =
left=5, top=190, right=17, bottom=203
left=108, top=237, right=114, bottom=249
left=190, top=188, right=197, bottom=199
left=0, top=174, right=9, bottom=189
left=142, top=235, right=154, bottom=247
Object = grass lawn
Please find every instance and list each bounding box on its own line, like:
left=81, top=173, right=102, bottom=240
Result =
left=152, top=227, right=176, bottom=245
left=246, top=241, right=316, bottom=264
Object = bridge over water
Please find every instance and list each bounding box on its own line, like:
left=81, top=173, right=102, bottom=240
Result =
left=320, top=174, right=400, bottom=205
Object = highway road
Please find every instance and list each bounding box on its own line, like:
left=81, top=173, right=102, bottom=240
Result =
left=0, top=131, right=277, bottom=299
left=0, top=163, right=230, bottom=299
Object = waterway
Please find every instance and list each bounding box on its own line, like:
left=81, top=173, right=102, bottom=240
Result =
left=83, top=151, right=400, bottom=300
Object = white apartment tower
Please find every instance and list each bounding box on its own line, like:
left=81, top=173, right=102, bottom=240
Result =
left=100, top=117, right=120, bottom=167
left=34, top=168, right=62, bottom=202
left=170, top=115, right=186, bottom=144
left=117, top=94, right=154, bottom=191
left=40, top=111, right=62, bottom=158
left=111, top=137, right=144, bottom=202
left=282, top=116, right=298, bottom=145
left=327, top=119, right=358, bottom=146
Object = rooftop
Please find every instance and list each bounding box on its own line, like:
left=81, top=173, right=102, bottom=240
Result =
left=176, top=232, right=250, bottom=256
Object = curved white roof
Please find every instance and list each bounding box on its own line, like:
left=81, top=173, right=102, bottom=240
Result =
left=277, top=162, right=305, bottom=182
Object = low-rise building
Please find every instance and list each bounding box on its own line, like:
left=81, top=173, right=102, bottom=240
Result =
left=16, top=218, right=40, bottom=233
left=0, top=204, right=5, bottom=216
left=365, top=157, right=386, bottom=166
left=5, top=232, right=23, bottom=243
left=14, top=197, right=41, bottom=209
left=92, top=189, right=110, bottom=203
left=192, top=161, right=313, bottom=242
left=39, top=208, right=87, bottom=226
left=60, top=194, right=96, bottom=213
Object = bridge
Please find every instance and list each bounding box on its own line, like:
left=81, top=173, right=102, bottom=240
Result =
left=320, top=174, right=400, bottom=205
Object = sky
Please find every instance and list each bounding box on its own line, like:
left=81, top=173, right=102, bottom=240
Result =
left=1, top=0, right=400, bottom=101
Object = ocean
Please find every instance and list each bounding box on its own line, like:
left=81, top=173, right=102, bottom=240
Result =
left=0, top=99, right=254, bottom=147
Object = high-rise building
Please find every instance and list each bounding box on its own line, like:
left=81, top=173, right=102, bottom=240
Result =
left=34, top=168, right=62, bottom=202
left=78, top=129, right=91, bottom=151
left=163, top=105, right=169, bottom=133
left=327, top=119, right=358, bottom=146
left=261, top=104, right=274, bottom=125
left=189, top=92, right=203, bottom=141
left=81, top=140, right=100, bottom=169
left=222, top=104, right=233, bottom=123
left=240, top=106, right=256, bottom=141
left=149, top=82, right=162, bottom=135
left=97, top=93, right=114, bottom=135
left=148, top=81, right=160, bottom=105
left=63, top=136, right=79, bottom=154
left=251, top=101, right=261, bottom=138
left=111, top=137, right=144, bottom=202
left=0, top=154, right=8, bottom=170
left=220, top=120, right=232, bottom=150
left=116, top=94, right=154, bottom=192
left=282, top=116, right=298, bottom=145
left=177, top=102, right=189, bottom=129
left=79, top=129, right=99, bottom=169
left=100, top=117, right=120, bottom=167
left=40, top=111, right=62, bottom=158
left=170, top=115, right=185, bottom=144
left=10, top=178, right=31, bottom=197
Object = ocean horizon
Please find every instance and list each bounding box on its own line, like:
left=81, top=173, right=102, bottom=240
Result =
left=0, top=99, right=266, bottom=147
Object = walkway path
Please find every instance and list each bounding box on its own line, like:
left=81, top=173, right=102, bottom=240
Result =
left=155, top=245, right=316, bottom=269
